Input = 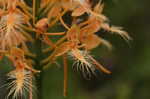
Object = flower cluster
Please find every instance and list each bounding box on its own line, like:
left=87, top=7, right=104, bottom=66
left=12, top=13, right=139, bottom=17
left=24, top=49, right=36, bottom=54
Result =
left=0, top=0, right=131, bottom=98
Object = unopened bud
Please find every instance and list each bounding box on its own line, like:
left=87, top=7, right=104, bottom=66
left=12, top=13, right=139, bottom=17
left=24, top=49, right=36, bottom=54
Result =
left=35, top=18, right=49, bottom=32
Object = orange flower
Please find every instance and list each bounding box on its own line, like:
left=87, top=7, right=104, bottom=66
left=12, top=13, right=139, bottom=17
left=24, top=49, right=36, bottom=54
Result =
left=43, top=25, right=111, bottom=78
left=7, top=68, right=33, bottom=99
left=0, top=12, right=27, bottom=50
left=6, top=47, right=39, bottom=99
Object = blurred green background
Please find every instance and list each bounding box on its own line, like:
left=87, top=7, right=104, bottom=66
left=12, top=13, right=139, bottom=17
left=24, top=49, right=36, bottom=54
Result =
left=1, top=0, right=150, bottom=99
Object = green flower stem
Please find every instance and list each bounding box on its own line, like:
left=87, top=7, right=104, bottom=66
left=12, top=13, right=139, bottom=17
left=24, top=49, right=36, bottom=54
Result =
left=34, top=38, right=43, bottom=99
left=32, top=0, right=44, bottom=99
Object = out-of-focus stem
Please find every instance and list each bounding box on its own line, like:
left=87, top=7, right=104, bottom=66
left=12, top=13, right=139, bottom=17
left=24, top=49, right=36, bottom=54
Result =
left=32, top=0, right=43, bottom=99
left=63, top=54, right=68, bottom=97
left=34, top=32, right=43, bottom=99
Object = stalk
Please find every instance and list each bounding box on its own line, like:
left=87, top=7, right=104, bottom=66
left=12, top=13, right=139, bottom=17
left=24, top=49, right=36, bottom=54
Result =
left=34, top=38, right=43, bottom=99
left=32, top=0, right=43, bottom=99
